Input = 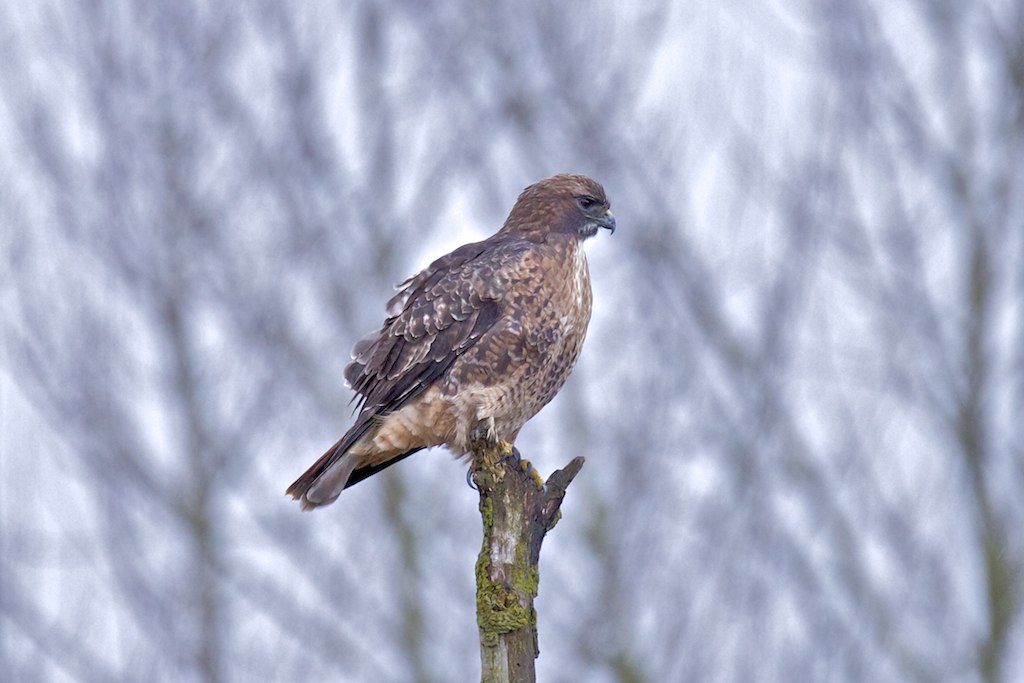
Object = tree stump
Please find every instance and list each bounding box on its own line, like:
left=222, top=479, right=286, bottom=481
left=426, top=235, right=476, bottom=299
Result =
left=470, top=438, right=585, bottom=683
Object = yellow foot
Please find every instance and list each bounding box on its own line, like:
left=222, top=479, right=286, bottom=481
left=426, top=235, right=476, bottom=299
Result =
left=519, top=457, right=545, bottom=487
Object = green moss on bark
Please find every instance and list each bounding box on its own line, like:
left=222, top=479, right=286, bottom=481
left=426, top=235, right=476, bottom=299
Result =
left=472, top=439, right=584, bottom=681
left=475, top=494, right=537, bottom=647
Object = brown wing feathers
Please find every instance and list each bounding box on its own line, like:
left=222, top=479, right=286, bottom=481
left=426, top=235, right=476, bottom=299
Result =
left=347, top=300, right=500, bottom=417
left=287, top=239, right=506, bottom=501
left=345, top=242, right=504, bottom=418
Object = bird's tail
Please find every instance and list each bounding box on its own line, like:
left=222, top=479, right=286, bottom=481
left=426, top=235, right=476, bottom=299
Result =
left=286, top=437, right=360, bottom=510
left=286, top=417, right=425, bottom=510
left=287, top=415, right=376, bottom=509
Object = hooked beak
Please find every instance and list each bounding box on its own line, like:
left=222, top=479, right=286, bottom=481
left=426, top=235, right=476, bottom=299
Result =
left=596, top=209, right=616, bottom=235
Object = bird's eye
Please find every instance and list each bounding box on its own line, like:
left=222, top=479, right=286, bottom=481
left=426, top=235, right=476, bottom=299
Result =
left=577, top=196, right=598, bottom=211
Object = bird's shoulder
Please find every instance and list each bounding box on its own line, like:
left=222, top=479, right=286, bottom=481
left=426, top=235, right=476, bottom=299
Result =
left=384, top=234, right=546, bottom=315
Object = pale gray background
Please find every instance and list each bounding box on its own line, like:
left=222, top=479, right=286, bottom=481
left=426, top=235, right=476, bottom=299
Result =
left=1, top=2, right=1022, bottom=682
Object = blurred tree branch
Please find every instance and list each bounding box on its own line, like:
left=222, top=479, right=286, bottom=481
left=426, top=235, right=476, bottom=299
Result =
left=2, top=1, right=1023, bottom=681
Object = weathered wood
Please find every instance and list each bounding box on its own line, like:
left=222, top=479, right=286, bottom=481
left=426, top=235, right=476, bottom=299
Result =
left=470, top=438, right=585, bottom=683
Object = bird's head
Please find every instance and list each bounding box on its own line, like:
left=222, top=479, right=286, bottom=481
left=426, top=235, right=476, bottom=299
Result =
left=502, top=173, right=615, bottom=240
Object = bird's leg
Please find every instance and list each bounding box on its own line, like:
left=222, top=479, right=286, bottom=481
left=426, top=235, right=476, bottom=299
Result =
left=469, top=416, right=515, bottom=459
left=469, top=416, right=515, bottom=490
left=470, top=416, right=498, bottom=446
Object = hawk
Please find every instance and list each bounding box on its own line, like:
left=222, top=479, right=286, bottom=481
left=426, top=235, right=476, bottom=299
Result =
left=287, top=174, right=614, bottom=509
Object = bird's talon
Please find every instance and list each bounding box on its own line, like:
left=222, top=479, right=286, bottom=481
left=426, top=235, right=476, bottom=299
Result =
left=498, top=446, right=519, bottom=466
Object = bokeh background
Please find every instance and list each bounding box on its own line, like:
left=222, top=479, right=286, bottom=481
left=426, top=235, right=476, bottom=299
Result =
left=2, top=2, right=1023, bottom=681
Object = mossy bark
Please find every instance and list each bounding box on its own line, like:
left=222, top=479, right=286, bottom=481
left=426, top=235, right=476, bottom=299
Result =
left=470, top=439, right=584, bottom=683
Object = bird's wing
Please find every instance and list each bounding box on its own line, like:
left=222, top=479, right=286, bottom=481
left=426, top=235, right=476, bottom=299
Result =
left=289, top=237, right=534, bottom=506
left=343, top=237, right=530, bottom=417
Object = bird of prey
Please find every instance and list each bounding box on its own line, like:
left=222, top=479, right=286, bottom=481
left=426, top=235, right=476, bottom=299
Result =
left=287, top=173, right=614, bottom=509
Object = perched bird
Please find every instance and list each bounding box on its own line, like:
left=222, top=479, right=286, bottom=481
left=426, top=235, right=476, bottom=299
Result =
left=287, top=174, right=614, bottom=509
